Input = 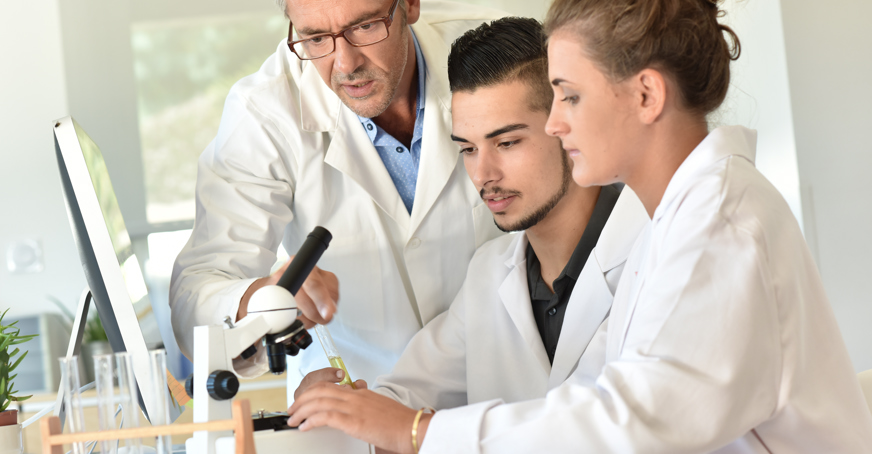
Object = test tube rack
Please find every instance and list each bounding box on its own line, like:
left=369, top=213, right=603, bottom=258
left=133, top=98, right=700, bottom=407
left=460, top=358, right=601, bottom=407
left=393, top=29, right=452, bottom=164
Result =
left=39, top=399, right=256, bottom=454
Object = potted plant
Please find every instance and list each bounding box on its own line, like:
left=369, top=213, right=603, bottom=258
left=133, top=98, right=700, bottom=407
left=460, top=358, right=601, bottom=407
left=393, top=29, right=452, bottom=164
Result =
left=1, top=308, right=37, bottom=454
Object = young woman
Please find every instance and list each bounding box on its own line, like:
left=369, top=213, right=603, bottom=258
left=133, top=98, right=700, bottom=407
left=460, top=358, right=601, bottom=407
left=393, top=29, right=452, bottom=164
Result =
left=530, top=0, right=872, bottom=452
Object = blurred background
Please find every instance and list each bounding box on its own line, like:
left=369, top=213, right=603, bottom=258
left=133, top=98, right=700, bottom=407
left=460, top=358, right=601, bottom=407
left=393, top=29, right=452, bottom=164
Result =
left=0, top=0, right=869, bottom=401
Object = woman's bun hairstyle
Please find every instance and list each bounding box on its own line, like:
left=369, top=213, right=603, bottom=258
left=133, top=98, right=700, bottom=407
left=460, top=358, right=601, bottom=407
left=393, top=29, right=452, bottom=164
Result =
left=545, top=0, right=741, bottom=116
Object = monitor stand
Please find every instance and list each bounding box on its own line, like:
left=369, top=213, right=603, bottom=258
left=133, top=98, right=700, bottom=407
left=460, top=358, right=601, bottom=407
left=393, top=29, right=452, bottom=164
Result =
left=54, top=287, right=93, bottom=431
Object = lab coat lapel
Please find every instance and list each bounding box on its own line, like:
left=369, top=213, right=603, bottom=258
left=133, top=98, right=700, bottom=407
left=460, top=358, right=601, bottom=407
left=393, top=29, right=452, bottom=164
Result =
left=408, top=21, right=459, bottom=235
left=551, top=187, right=650, bottom=386
left=499, top=233, right=552, bottom=374
left=297, top=60, right=410, bottom=229
left=549, top=254, right=613, bottom=389
left=324, top=111, right=410, bottom=229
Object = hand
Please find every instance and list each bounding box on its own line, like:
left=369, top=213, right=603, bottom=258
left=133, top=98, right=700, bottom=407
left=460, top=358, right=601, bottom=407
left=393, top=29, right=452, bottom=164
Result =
left=287, top=382, right=433, bottom=454
left=294, top=367, right=368, bottom=400
left=238, top=256, right=339, bottom=327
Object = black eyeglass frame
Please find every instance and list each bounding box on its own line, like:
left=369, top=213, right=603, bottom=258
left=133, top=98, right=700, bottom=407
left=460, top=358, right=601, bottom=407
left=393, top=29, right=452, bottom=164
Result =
left=286, top=0, right=402, bottom=61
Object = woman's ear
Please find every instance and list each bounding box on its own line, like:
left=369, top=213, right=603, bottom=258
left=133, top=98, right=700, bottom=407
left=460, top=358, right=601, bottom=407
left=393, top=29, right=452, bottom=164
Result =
left=633, top=68, right=667, bottom=125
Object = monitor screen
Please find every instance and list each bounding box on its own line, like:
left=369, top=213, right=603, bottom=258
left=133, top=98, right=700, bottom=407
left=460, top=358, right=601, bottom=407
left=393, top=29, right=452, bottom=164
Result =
left=54, top=116, right=178, bottom=421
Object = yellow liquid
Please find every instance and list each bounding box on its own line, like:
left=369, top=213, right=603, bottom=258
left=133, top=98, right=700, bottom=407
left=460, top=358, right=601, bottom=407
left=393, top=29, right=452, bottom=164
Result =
left=329, top=356, right=356, bottom=389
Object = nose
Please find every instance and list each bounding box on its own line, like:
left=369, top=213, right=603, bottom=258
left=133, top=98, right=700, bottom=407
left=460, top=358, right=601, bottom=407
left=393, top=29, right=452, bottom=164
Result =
left=545, top=98, right=568, bottom=138
left=332, top=36, right=365, bottom=76
left=472, top=146, right=502, bottom=189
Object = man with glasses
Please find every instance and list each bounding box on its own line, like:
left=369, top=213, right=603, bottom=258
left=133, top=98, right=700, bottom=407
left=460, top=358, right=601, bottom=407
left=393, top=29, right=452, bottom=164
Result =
left=169, top=0, right=505, bottom=397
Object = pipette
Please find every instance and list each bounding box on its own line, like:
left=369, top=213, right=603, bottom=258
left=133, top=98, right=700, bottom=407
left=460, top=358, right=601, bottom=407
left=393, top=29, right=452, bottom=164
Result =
left=314, top=324, right=355, bottom=388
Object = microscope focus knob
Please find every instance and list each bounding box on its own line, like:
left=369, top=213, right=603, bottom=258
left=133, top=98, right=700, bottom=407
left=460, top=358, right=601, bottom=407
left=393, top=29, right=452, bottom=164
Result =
left=206, top=370, right=239, bottom=401
left=185, top=374, right=195, bottom=398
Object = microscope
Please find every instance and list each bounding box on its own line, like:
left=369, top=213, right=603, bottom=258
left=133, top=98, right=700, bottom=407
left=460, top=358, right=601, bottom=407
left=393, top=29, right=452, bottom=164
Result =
left=184, top=227, right=368, bottom=454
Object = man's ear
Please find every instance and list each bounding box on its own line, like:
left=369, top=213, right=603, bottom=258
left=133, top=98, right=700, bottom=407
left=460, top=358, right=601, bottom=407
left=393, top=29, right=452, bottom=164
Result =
left=634, top=68, right=667, bottom=125
left=406, top=0, right=421, bottom=25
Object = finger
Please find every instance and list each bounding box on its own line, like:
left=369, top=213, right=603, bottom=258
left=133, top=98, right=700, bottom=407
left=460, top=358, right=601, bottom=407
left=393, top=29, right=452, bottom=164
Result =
left=293, top=286, right=328, bottom=325
left=353, top=379, right=368, bottom=389
left=321, top=270, right=340, bottom=302
left=298, top=409, right=354, bottom=432
left=287, top=395, right=348, bottom=427
left=297, top=314, right=316, bottom=329
left=289, top=381, right=351, bottom=413
left=302, top=271, right=338, bottom=322
left=295, top=368, right=347, bottom=400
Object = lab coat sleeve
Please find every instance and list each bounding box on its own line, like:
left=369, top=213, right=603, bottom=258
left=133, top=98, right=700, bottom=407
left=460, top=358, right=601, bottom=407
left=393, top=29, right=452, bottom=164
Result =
left=169, top=87, right=298, bottom=377
left=421, top=211, right=782, bottom=454
left=373, top=283, right=469, bottom=410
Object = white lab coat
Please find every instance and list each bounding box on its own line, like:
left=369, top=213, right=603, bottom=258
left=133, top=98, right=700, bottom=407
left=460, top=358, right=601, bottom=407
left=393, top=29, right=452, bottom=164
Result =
left=421, top=126, right=872, bottom=453
left=373, top=187, right=649, bottom=408
left=169, top=2, right=506, bottom=387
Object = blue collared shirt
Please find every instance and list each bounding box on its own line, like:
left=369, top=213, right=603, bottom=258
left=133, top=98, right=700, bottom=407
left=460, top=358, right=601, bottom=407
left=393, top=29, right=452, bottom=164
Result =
left=357, top=30, right=426, bottom=214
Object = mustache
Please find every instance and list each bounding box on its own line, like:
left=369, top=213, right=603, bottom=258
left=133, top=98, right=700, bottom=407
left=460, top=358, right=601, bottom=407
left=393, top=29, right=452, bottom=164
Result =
left=480, top=187, right=521, bottom=200
left=332, top=68, right=378, bottom=85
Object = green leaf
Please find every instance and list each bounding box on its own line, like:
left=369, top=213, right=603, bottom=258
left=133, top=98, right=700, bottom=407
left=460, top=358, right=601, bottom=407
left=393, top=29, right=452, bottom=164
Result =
left=10, top=335, right=37, bottom=345
left=13, top=394, right=32, bottom=402
left=9, top=350, right=28, bottom=372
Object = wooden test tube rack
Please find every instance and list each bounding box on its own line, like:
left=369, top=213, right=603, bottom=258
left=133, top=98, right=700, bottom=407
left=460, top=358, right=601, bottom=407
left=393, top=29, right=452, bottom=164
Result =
left=40, top=399, right=256, bottom=454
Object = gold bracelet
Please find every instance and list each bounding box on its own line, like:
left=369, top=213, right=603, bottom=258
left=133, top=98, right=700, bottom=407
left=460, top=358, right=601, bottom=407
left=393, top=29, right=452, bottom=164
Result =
left=411, top=407, right=434, bottom=454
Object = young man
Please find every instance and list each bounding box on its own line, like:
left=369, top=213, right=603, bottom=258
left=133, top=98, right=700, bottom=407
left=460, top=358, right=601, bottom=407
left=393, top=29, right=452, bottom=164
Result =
left=286, top=18, right=649, bottom=452
left=169, top=0, right=507, bottom=389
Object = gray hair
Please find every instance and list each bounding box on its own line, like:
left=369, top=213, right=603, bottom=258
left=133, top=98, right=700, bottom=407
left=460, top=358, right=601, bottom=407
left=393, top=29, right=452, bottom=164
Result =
left=276, top=0, right=289, bottom=19
left=277, top=0, right=406, bottom=21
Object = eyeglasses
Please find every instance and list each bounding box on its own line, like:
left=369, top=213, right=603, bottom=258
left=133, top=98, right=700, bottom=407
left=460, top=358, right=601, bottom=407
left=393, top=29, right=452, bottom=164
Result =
left=287, top=0, right=401, bottom=61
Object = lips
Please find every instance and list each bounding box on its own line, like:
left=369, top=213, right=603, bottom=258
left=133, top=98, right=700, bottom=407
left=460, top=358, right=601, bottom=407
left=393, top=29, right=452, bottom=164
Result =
left=562, top=144, right=580, bottom=158
left=484, top=194, right=517, bottom=212
left=342, top=80, right=375, bottom=98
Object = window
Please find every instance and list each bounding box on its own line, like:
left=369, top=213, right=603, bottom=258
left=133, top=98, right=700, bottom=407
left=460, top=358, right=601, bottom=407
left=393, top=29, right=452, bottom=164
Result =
left=132, top=14, right=288, bottom=224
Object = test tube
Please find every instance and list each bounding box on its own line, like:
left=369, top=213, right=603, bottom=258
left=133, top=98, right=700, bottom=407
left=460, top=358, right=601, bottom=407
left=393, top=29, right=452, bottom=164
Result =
left=94, top=354, right=118, bottom=454
left=145, top=349, right=172, bottom=454
left=314, top=325, right=355, bottom=388
left=58, top=356, right=86, bottom=454
left=115, top=352, right=142, bottom=454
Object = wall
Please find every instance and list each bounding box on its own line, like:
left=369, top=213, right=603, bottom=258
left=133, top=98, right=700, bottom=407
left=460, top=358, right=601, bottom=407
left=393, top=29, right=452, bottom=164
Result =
left=780, top=0, right=872, bottom=372
left=718, top=0, right=802, bottom=225
left=0, top=1, right=87, bottom=318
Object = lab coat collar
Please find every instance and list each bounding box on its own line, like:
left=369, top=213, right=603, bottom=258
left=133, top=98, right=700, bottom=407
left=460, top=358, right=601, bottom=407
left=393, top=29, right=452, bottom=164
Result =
left=550, top=187, right=649, bottom=387
left=499, top=232, right=553, bottom=374
left=615, top=126, right=756, bottom=355
left=653, top=126, right=758, bottom=222
left=407, top=20, right=458, bottom=234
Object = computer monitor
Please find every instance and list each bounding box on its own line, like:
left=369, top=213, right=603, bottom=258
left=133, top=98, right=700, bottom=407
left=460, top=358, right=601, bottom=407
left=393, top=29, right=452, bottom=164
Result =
left=53, top=115, right=179, bottom=422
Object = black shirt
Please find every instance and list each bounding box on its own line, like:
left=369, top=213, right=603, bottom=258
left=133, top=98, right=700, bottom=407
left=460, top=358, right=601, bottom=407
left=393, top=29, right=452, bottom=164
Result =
left=525, top=184, right=622, bottom=364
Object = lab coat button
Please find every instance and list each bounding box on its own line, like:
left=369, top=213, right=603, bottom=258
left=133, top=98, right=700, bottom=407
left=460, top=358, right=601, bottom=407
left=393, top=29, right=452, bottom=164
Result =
left=408, top=237, right=422, bottom=249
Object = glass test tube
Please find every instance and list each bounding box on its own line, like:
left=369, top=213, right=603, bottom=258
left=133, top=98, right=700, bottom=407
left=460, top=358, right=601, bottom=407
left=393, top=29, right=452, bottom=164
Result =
left=94, top=354, right=118, bottom=454
left=145, top=349, right=172, bottom=454
left=115, top=352, right=142, bottom=454
left=314, top=325, right=355, bottom=388
left=59, top=356, right=86, bottom=454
